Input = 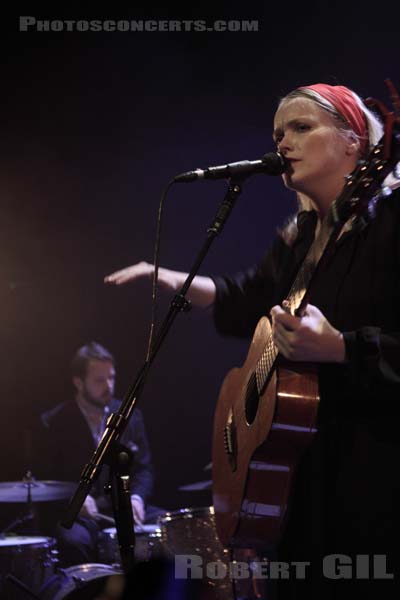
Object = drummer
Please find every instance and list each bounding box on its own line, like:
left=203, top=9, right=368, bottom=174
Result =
left=33, top=341, right=155, bottom=566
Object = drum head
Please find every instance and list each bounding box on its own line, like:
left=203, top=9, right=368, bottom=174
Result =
left=102, top=523, right=160, bottom=536
left=0, top=535, right=52, bottom=547
left=158, top=506, right=214, bottom=524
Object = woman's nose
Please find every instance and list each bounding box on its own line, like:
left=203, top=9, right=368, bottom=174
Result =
left=278, top=133, right=293, bottom=154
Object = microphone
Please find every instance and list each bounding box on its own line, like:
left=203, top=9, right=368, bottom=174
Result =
left=173, top=151, right=287, bottom=183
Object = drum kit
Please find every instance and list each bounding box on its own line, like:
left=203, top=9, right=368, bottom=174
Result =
left=0, top=475, right=264, bottom=599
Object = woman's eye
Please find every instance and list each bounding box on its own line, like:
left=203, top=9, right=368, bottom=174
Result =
left=295, top=123, right=310, bottom=132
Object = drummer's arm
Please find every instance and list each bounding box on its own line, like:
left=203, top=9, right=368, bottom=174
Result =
left=131, top=494, right=145, bottom=525
left=79, top=495, right=99, bottom=518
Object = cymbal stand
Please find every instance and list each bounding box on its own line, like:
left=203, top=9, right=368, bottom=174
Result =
left=0, top=471, right=36, bottom=536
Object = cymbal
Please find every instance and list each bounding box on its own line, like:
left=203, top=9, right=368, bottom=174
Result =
left=0, top=480, right=77, bottom=503
left=178, top=479, right=212, bottom=492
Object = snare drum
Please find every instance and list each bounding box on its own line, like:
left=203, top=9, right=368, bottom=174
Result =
left=0, top=535, right=56, bottom=599
left=98, top=524, right=162, bottom=565
left=40, top=563, right=125, bottom=600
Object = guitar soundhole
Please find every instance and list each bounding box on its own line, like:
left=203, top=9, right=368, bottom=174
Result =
left=245, top=372, right=259, bottom=425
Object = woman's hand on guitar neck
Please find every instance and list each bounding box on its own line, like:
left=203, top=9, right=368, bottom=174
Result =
left=270, top=303, right=346, bottom=363
left=104, top=261, right=216, bottom=309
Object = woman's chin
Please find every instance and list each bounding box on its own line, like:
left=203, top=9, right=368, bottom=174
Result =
left=283, top=173, right=301, bottom=191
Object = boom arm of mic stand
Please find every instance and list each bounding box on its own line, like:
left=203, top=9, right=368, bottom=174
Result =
left=61, top=177, right=245, bottom=530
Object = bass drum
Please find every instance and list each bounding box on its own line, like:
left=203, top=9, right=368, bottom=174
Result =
left=39, top=563, right=125, bottom=600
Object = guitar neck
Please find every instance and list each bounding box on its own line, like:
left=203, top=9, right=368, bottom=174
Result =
left=255, top=210, right=339, bottom=394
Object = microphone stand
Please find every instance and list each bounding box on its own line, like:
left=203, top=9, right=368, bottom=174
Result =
left=107, top=445, right=137, bottom=573
left=61, top=176, right=246, bottom=572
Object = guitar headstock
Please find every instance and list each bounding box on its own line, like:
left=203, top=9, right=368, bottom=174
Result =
left=334, top=79, right=400, bottom=222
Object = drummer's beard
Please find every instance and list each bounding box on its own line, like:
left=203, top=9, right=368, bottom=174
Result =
left=82, top=386, right=112, bottom=411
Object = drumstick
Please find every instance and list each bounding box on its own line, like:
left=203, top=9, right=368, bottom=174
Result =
left=95, top=512, right=147, bottom=532
left=95, top=512, right=116, bottom=525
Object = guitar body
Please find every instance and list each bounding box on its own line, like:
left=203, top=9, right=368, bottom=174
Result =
left=212, top=316, right=319, bottom=549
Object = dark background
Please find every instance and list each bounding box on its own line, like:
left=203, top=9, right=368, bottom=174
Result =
left=0, top=6, right=399, bottom=519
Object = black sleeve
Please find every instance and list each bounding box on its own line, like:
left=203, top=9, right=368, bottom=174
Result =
left=211, top=234, right=292, bottom=338
left=343, top=327, right=400, bottom=390
left=341, top=192, right=400, bottom=394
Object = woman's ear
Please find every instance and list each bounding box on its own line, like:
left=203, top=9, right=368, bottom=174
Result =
left=345, top=131, right=361, bottom=156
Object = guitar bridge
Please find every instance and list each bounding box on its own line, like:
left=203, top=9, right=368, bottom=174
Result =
left=223, top=408, right=237, bottom=472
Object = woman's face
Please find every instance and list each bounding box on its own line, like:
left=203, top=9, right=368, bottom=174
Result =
left=273, top=97, right=358, bottom=201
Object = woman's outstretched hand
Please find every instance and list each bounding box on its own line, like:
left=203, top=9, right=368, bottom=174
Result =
left=105, top=261, right=179, bottom=292
left=105, top=261, right=217, bottom=309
